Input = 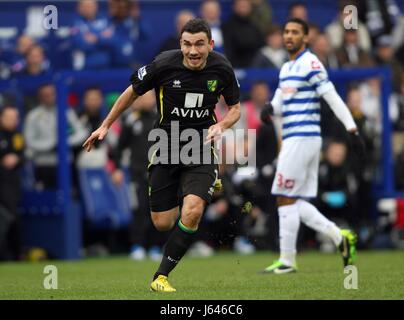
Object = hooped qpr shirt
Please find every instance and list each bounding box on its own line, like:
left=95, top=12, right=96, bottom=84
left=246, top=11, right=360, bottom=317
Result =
left=274, top=49, right=334, bottom=140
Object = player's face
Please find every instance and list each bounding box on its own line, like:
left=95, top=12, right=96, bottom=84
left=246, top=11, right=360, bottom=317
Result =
left=283, top=22, right=307, bottom=54
left=181, top=32, right=214, bottom=70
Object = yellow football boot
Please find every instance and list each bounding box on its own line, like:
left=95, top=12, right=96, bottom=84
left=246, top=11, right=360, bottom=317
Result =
left=150, top=275, right=176, bottom=293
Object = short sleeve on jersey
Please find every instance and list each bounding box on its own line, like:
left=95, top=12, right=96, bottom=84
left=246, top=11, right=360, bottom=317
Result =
left=130, top=62, right=156, bottom=96
left=307, top=59, right=334, bottom=96
left=221, top=68, right=240, bottom=106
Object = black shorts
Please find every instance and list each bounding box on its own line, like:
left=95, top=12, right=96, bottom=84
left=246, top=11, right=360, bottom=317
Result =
left=148, top=163, right=218, bottom=212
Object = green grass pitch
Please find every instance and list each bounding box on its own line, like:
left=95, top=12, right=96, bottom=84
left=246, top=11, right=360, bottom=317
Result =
left=1, top=250, right=403, bottom=300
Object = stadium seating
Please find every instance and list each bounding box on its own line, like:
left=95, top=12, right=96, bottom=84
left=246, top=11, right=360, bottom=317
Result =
left=78, top=168, right=132, bottom=230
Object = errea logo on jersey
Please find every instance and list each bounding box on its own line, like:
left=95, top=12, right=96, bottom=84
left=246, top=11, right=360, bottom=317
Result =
left=138, top=66, right=147, bottom=80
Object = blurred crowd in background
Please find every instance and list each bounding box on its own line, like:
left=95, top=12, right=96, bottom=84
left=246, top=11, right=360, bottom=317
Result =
left=1, top=0, right=404, bottom=262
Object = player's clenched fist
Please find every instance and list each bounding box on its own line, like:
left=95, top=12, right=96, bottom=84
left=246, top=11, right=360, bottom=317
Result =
left=82, top=125, right=109, bottom=152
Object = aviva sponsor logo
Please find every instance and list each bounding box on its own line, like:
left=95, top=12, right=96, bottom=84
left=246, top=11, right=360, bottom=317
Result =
left=171, top=108, right=210, bottom=118
left=171, top=92, right=209, bottom=118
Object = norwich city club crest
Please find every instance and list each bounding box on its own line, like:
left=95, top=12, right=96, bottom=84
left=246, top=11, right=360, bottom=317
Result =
left=207, top=80, right=218, bottom=92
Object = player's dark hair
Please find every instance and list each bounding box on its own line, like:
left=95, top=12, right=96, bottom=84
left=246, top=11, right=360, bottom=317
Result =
left=284, top=18, right=309, bottom=35
left=181, top=18, right=212, bottom=41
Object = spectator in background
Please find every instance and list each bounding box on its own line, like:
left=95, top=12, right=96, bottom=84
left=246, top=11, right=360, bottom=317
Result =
left=320, top=84, right=377, bottom=161
left=393, top=13, right=404, bottom=67
left=395, top=150, right=404, bottom=189
left=77, top=87, right=112, bottom=169
left=310, top=32, right=339, bottom=69
left=313, top=140, right=359, bottom=251
left=6, top=34, right=34, bottom=75
left=325, top=0, right=371, bottom=53
left=345, top=86, right=377, bottom=226
left=392, top=76, right=404, bottom=207
left=24, top=84, right=88, bottom=189
left=17, top=45, right=51, bottom=77
left=108, top=0, right=151, bottom=68
left=200, top=0, right=224, bottom=54
left=374, top=35, right=404, bottom=93
left=208, top=96, right=264, bottom=254
left=317, top=140, right=358, bottom=226
left=252, top=25, right=288, bottom=69
left=111, top=90, right=165, bottom=261
left=233, top=82, right=279, bottom=251
left=78, top=87, right=105, bottom=134
left=1, top=34, right=33, bottom=79
left=159, top=10, right=195, bottom=52
left=250, top=0, right=272, bottom=36
left=346, top=86, right=376, bottom=155
left=393, top=74, right=404, bottom=132
left=357, top=78, right=383, bottom=134
left=128, top=0, right=152, bottom=63
left=70, top=0, right=112, bottom=70
left=358, top=0, right=401, bottom=48
left=288, top=2, right=308, bottom=21
left=0, top=106, right=24, bottom=261
left=395, top=38, right=404, bottom=68
left=201, top=136, right=258, bottom=254
left=222, top=0, right=264, bottom=68
left=249, top=82, right=279, bottom=250
left=236, top=81, right=270, bottom=131
left=392, top=13, right=404, bottom=50
left=307, top=23, right=320, bottom=49
left=335, top=29, right=374, bottom=68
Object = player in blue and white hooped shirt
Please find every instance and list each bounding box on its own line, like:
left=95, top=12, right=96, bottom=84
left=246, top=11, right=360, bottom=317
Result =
left=260, top=18, right=366, bottom=274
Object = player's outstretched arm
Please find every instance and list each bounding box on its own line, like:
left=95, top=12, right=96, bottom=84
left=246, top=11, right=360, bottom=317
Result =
left=205, top=102, right=240, bottom=144
left=82, top=85, right=138, bottom=152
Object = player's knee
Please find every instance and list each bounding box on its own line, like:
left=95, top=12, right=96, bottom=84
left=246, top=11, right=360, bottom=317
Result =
left=151, top=215, right=175, bottom=231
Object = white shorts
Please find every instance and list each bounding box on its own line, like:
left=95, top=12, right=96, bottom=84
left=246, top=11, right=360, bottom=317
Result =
left=271, top=137, right=322, bottom=198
